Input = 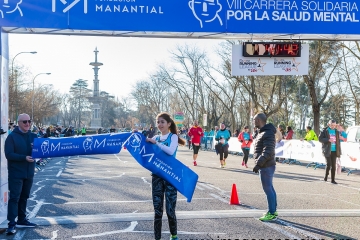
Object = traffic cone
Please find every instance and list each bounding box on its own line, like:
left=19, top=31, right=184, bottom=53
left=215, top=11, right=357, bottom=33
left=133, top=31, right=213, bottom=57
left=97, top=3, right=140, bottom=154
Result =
left=230, top=183, right=240, bottom=205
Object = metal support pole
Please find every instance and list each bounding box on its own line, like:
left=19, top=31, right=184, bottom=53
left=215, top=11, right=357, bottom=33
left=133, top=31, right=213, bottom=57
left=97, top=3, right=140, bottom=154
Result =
left=31, top=73, right=51, bottom=121
left=11, top=51, right=37, bottom=120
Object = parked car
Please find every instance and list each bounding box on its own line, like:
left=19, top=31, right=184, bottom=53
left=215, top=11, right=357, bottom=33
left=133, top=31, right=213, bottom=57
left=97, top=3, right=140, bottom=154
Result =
left=347, top=126, right=360, bottom=143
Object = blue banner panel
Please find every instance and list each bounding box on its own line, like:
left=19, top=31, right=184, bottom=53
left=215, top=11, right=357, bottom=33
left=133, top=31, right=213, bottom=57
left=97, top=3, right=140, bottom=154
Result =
left=32, top=133, right=131, bottom=158
left=124, top=133, right=198, bottom=202
left=0, top=1, right=359, bottom=35
left=31, top=132, right=199, bottom=202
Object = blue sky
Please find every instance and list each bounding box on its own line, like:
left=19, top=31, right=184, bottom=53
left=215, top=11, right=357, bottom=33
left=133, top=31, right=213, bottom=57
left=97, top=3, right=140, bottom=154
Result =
left=9, top=34, right=223, bottom=99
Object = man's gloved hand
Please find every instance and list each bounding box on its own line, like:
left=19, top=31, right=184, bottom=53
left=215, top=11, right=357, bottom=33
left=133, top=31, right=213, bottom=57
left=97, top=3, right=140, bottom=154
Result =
left=253, top=165, right=260, bottom=173
left=0, top=127, right=6, bottom=135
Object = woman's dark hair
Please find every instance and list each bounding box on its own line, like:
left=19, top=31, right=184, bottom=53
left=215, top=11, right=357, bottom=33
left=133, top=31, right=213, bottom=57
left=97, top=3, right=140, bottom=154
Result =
left=243, top=126, right=249, bottom=129
left=306, top=126, right=312, bottom=130
left=287, top=126, right=292, bottom=131
left=156, top=112, right=185, bottom=145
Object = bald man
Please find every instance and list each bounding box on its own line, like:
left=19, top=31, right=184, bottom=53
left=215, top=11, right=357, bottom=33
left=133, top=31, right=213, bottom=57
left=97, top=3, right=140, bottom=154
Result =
left=252, top=113, right=278, bottom=221
left=4, top=113, right=38, bottom=235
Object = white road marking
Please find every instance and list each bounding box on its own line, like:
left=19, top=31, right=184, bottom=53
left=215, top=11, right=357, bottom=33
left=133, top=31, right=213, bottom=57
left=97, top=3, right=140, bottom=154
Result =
left=6, top=209, right=360, bottom=229
left=72, top=221, right=138, bottom=238
left=114, top=154, right=128, bottom=163
left=196, top=185, right=205, bottom=190
left=72, top=221, right=226, bottom=239
left=65, top=200, right=153, bottom=204
left=335, top=183, right=360, bottom=191
left=51, top=230, right=59, bottom=239
left=177, top=230, right=226, bottom=235
left=13, top=231, right=25, bottom=240
left=209, top=193, right=228, bottom=203
left=29, top=180, right=47, bottom=201
left=50, top=175, right=127, bottom=182
left=141, top=177, right=151, bottom=187
left=276, top=218, right=319, bottom=239
left=262, top=220, right=300, bottom=239
left=27, top=199, right=45, bottom=219
left=56, top=169, right=63, bottom=177
left=62, top=198, right=213, bottom=205
left=325, top=196, right=360, bottom=207
left=197, top=182, right=214, bottom=190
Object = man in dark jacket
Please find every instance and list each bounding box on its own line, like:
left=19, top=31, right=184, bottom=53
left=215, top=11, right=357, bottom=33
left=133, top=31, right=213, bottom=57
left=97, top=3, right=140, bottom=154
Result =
left=147, top=124, right=156, bottom=138
left=4, top=113, right=37, bottom=235
left=252, top=113, right=278, bottom=221
left=318, top=119, right=341, bottom=184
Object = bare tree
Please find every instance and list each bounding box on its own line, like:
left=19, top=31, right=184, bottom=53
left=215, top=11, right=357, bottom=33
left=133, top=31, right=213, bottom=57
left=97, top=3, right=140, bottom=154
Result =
left=303, top=41, right=341, bottom=134
left=131, top=74, right=169, bottom=122
left=340, top=41, right=360, bottom=125
left=157, top=44, right=210, bottom=122
left=30, top=84, right=62, bottom=124
left=8, top=63, right=32, bottom=121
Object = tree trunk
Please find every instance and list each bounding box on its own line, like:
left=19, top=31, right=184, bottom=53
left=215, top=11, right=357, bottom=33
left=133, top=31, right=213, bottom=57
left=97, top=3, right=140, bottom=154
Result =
left=356, top=102, right=360, bottom=125
left=312, top=104, right=321, bottom=135
left=304, top=75, right=321, bottom=135
left=231, top=112, right=236, bottom=135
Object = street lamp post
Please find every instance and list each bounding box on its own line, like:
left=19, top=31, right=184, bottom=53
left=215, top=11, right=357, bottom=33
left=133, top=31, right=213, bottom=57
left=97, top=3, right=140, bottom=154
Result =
left=11, top=51, right=37, bottom=120
left=32, top=73, right=51, bottom=121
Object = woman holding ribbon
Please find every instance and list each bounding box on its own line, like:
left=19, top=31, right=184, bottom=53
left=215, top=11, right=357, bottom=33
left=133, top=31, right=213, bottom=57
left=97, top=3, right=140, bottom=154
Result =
left=146, top=112, right=185, bottom=240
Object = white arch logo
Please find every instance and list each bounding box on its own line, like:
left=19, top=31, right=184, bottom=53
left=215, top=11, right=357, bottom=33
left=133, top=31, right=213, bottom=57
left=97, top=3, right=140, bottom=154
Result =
left=188, top=0, right=223, bottom=28
left=0, top=0, right=23, bottom=18
left=52, top=0, right=88, bottom=13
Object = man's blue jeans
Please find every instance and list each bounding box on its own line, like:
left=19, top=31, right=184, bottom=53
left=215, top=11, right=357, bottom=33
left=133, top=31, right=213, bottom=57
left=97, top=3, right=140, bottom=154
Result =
left=259, top=165, right=277, bottom=214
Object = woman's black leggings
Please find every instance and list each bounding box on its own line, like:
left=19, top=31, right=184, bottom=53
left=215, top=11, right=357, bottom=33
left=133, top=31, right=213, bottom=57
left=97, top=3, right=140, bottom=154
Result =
left=218, top=144, right=229, bottom=160
left=325, top=151, right=337, bottom=182
left=242, top=148, right=250, bottom=164
left=152, top=175, right=177, bottom=240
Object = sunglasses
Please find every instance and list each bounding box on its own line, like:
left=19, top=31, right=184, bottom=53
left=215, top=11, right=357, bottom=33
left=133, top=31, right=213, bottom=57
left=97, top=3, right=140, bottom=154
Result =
left=21, top=120, right=32, bottom=124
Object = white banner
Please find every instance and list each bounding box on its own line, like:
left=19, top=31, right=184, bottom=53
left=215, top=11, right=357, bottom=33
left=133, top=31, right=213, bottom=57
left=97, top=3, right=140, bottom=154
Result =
left=231, top=44, right=309, bottom=76
left=0, top=30, right=9, bottom=224
left=224, top=137, right=360, bottom=170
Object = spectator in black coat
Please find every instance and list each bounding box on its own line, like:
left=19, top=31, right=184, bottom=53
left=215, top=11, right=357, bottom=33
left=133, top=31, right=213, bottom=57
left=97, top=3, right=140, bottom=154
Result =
left=147, top=124, right=156, bottom=138
left=42, top=127, right=51, bottom=138
left=142, top=128, right=148, bottom=137
left=109, top=125, right=116, bottom=133
left=65, top=126, right=74, bottom=137
left=318, top=119, right=341, bottom=184
left=4, top=113, right=38, bottom=235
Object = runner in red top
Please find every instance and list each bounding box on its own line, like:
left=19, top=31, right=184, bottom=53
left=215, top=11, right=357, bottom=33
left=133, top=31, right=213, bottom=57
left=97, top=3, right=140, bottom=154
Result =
left=188, top=120, right=204, bottom=166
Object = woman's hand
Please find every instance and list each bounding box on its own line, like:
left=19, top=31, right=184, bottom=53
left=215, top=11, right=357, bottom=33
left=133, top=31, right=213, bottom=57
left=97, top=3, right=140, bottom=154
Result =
left=146, top=138, right=156, bottom=144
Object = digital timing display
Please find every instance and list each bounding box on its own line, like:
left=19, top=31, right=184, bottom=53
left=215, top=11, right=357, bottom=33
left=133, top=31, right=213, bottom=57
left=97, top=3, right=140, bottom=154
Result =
left=243, top=42, right=301, bottom=57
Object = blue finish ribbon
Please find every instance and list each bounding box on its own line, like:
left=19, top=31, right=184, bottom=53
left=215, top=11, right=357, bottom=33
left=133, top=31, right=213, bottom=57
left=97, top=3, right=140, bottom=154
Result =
left=32, top=133, right=132, bottom=158
left=124, top=133, right=198, bottom=202
left=32, top=132, right=198, bottom=202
